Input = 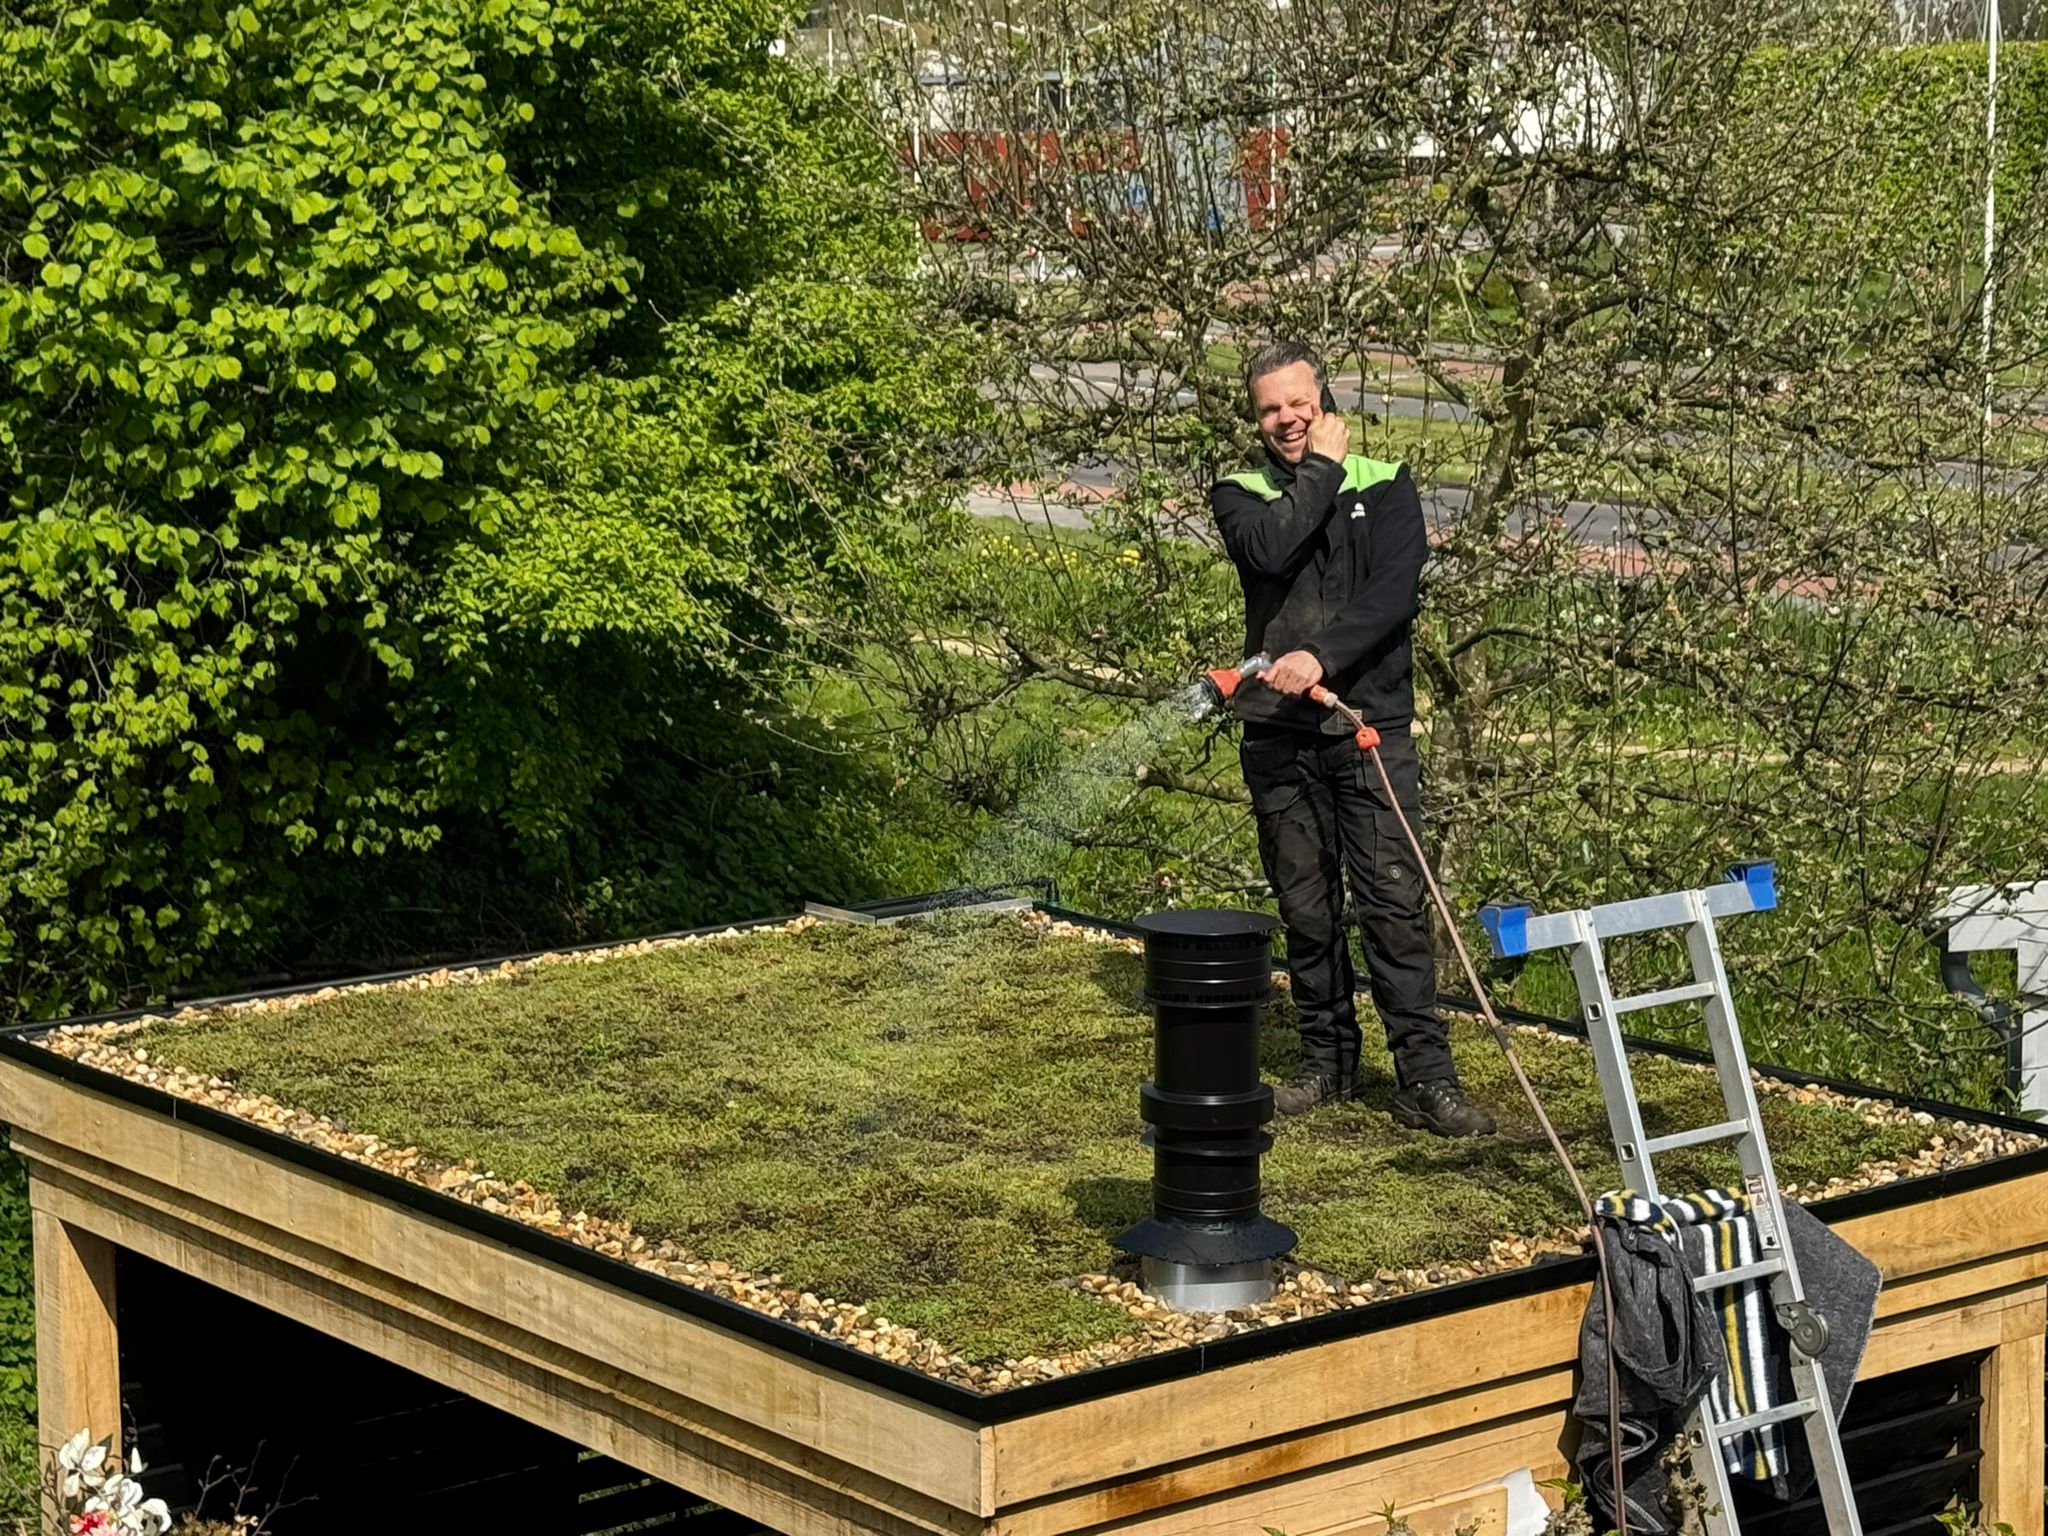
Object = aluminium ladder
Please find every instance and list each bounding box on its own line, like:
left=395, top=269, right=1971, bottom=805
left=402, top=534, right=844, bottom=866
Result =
left=1480, top=863, right=1861, bottom=1536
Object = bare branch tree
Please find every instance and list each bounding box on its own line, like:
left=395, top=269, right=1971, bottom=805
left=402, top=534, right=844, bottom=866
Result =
left=840, top=0, right=2048, bottom=1094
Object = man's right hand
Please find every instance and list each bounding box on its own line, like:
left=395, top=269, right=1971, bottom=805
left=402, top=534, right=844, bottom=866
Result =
left=1261, top=649, right=1326, bottom=696
left=1306, top=410, right=1349, bottom=463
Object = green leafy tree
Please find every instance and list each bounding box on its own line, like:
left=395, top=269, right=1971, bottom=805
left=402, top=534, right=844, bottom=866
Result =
left=0, top=0, right=969, bottom=1015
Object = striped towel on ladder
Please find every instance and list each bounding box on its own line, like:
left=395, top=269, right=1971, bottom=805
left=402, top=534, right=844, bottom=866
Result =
left=1592, top=1188, right=1789, bottom=1482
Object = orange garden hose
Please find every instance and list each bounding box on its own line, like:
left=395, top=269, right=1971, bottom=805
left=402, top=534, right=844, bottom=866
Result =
left=1306, top=684, right=1633, bottom=1534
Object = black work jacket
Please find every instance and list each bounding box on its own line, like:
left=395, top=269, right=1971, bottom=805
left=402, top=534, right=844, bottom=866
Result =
left=1209, top=449, right=1427, bottom=733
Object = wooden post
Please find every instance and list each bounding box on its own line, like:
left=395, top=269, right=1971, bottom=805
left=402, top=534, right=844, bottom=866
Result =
left=1979, top=1317, right=2046, bottom=1536
left=31, top=1204, right=122, bottom=1472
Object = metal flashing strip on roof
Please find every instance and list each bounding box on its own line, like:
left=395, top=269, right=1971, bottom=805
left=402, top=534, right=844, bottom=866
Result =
left=804, top=895, right=1038, bottom=926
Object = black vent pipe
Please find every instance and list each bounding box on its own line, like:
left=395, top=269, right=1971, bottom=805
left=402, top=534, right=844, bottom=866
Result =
left=1113, top=909, right=1297, bottom=1310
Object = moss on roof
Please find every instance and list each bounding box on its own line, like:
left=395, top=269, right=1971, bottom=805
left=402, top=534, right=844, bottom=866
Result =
left=133, top=915, right=1924, bottom=1363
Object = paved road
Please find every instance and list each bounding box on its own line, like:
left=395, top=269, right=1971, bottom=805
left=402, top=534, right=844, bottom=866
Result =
left=972, top=426, right=2040, bottom=544
left=967, top=479, right=1637, bottom=546
left=1015, top=358, right=2044, bottom=505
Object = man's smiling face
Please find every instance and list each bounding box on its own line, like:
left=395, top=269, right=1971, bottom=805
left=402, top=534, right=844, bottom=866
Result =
left=1250, top=360, right=1322, bottom=465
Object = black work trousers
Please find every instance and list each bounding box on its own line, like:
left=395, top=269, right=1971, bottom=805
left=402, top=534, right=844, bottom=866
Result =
left=1239, top=722, right=1454, bottom=1087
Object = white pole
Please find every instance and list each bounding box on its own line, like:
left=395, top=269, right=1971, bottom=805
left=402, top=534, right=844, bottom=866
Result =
left=1982, top=0, right=2001, bottom=425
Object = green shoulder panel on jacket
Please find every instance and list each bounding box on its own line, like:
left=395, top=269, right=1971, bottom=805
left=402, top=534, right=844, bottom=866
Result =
left=1221, top=468, right=1282, bottom=501
left=1341, top=455, right=1403, bottom=493
left=1222, top=457, right=1400, bottom=500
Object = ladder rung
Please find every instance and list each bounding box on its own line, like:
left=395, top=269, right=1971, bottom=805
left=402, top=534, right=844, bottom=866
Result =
left=1690, top=1257, right=1785, bottom=1292
left=1644, top=1119, right=1749, bottom=1155
left=1611, top=980, right=1718, bottom=1014
left=1704, top=1397, right=1818, bottom=1440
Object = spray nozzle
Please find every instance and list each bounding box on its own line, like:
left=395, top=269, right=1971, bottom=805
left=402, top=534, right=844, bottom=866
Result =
left=1200, top=655, right=1271, bottom=707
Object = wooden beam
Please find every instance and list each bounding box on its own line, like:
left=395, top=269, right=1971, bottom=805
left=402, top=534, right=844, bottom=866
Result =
left=0, top=1072, right=987, bottom=1517
left=1833, top=1171, right=2048, bottom=1283
left=1978, top=1295, right=2047, bottom=1536
left=988, top=1364, right=1572, bottom=1536
left=30, top=1196, right=122, bottom=1481
left=992, top=1411, right=1562, bottom=1536
left=1871, top=1244, right=2048, bottom=1321
left=28, top=1171, right=979, bottom=1536
left=1862, top=1280, right=2042, bottom=1379
left=988, top=1282, right=1591, bottom=1507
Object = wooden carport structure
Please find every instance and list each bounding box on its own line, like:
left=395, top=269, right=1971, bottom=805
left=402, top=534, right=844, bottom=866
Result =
left=3, top=909, right=2044, bottom=1536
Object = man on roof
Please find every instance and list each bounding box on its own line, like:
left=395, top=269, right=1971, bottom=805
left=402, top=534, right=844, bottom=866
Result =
left=1210, top=339, right=1496, bottom=1138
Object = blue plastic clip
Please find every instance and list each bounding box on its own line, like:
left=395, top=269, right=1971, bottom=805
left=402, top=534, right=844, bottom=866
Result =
left=1479, top=902, right=1531, bottom=959
left=1725, top=861, right=1777, bottom=912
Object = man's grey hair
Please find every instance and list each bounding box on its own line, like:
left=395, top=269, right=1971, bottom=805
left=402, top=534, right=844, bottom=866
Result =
left=1243, top=338, right=1329, bottom=399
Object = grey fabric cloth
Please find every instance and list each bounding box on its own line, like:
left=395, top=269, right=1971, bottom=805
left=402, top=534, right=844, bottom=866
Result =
left=1758, top=1202, right=1882, bottom=1501
left=1575, top=1199, right=1883, bottom=1527
left=1574, top=1218, right=1727, bottom=1533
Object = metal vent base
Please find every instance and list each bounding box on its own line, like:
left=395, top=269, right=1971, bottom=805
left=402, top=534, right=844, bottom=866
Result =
left=1140, top=1257, right=1275, bottom=1312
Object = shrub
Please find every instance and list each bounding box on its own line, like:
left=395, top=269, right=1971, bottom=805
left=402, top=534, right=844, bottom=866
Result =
left=0, top=0, right=970, bottom=1016
left=1738, top=43, right=2048, bottom=254
left=0, top=1143, right=27, bottom=1532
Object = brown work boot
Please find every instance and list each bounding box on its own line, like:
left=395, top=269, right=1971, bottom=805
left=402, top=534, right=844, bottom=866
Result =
left=1274, top=1070, right=1355, bottom=1117
left=1392, top=1078, right=1497, bottom=1138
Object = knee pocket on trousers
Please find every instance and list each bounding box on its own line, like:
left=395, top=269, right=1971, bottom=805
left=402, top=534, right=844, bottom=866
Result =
left=1372, top=808, right=1426, bottom=910
left=1257, top=803, right=1337, bottom=921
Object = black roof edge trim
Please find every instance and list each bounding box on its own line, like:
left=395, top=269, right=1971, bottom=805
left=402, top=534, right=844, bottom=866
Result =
left=5, top=893, right=2046, bottom=1423
left=1435, top=991, right=2047, bottom=1139
left=0, top=911, right=812, bottom=1040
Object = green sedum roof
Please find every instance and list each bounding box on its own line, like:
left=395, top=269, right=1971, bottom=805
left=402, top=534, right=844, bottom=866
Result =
left=127, top=915, right=1924, bottom=1364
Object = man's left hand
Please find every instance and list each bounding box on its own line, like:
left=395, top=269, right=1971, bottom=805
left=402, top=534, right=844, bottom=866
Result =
left=1262, top=649, right=1325, bottom=696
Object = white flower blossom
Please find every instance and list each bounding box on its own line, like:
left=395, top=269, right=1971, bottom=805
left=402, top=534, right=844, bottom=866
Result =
left=48, top=1428, right=175, bottom=1535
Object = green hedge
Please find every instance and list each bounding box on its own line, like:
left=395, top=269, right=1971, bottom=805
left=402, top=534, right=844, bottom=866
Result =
left=0, top=1144, right=32, bottom=1524
left=1878, top=43, right=2048, bottom=237
left=1739, top=43, right=2048, bottom=250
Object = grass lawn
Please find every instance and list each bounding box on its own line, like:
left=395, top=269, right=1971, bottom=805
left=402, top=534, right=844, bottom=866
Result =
left=124, top=916, right=1927, bottom=1365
